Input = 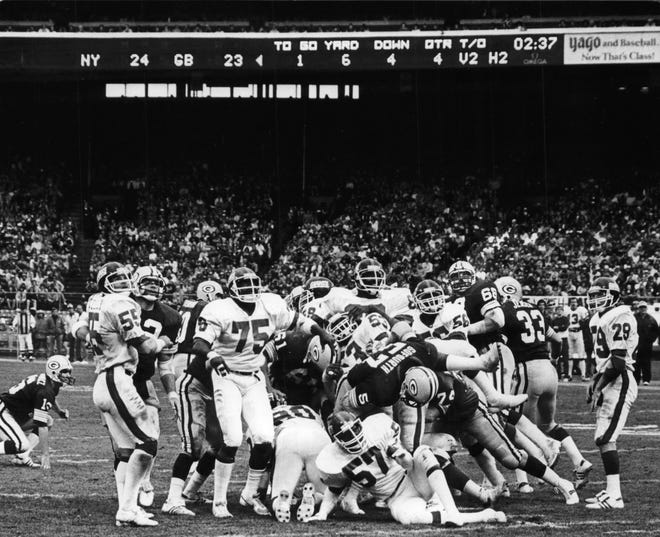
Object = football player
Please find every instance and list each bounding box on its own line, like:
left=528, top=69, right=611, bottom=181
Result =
left=447, top=261, right=513, bottom=394
left=400, top=367, right=579, bottom=505
left=131, top=266, right=182, bottom=507
left=497, top=277, right=592, bottom=491
left=74, top=262, right=173, bottom=527
left=270, top=404, right=331, bottom=522
left=311, top=411, right=506, bottom=526
left=284, top=285, right=305, bottom=312
left=304, top=276, right=334, bottom=300
left=410, top=279, right=445, bottom=339
left=567, top=298, right=590, bottom=381
left=0, top=355, right=72, bottom=468
left=585, top=277, right=638, bottom=509
left=162, top=280, right=223, bottom=516
left=192, top=266, right=335, bottom=518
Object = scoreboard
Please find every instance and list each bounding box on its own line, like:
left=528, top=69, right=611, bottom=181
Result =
left=0, top=27, right=659, bottom=73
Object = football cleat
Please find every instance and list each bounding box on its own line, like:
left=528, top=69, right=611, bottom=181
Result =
left=137, top=507, right=154, bottom=519
left=138, top=486, right=155, bottom=507
left=479, top=486, right=500, bottom=506
left=115, top=509, right=158, bottom=527
left=585, top=490, right=624, bottom=509
left=573, top=459, right=594, bottom=490
left=296, top=483, right=316, bottom=522
left=12, top=455, right=40, bottom=468
left=499, top=482, right=511, bottom=498
left=161, top=500, right=195, bottom=516
left=212, top=501, right=233, bottom=518
left=556, top=478, right=579, bottom=505
left=517, top=482, right=534, bottom=494
left=272, top=490, right=291, bottom=523
left=240, top=491, right=270, bottom=516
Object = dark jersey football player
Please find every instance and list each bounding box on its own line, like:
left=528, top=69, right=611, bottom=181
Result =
left=0, top=355, right=73, bottom=469
left=401, top=367, right=579, bottom=505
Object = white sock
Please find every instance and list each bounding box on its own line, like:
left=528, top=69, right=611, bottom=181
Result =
left=141, top=456, right=155, bottom=492
left=427, top=467, right=460, bottom=518
left=121, top=452, right=152, bottom=512
left=578, top=360, right=586, bottom=377
left=514, top=469, right=530, bottom=485
left=243, top=468, right=265, bottom=497
left=606, top=474, right=621, bottom=498
left=561, top=436, right=585, bottom=466
left=167, top=477, right=185, bottom=503
left=213, top=461, right=233, bottom=505
left=115, top=461, right=128, bottom=503
left=183, top=471, right=208, bottom=497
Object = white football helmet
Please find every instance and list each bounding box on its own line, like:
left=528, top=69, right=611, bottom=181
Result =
left=46, top=355, right=75, bottom=385
left=495, top=276, right=523, bottom=302
left=133, top=266, right=166, bottom=302
left=327, top=312, right=358, bottom=346
left=285, top=285, right=305, bottom=311
left=437, top=303, right=470, bottom=339
left=196, top=280, right=223, bottom=302
left=327, top=411, right=366, bottom=454
left=413, top=279, right=445, bottom=314
left=227, top=267, right=261, bottom=303
left=448, top=261, right=476, bottom=294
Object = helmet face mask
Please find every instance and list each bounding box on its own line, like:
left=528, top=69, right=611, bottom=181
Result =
left=413, top=279, right=445, bottom=314
left=328, top=313, right=358, bottom=346
left=228, top=268, right=262, bottom=303
left=97, top=262, right=134, bottom=295
left=328, top=411, right=366, bottom=454
left=354, top=258, right=386, bottom=295
left=448, top=261, right=476, bottom=295
left=46, top=355, right=75, bottom=385
left=298, top=289, right=315, bottom=312
left=133, top=267, right=166, bottom=302
left=285, top=285, right=304, bottom=311
left=587, top=277, right=620, bottom=313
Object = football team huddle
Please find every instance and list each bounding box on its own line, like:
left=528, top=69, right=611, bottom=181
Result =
left=0, top=257, right=639, bottom=528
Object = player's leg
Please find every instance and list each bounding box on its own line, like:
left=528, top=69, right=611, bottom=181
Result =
left=588, top=372, right=638, bottom=509
left=511, top=361, right=535, bottom=492
left=271, top=426, right=305, bottom=522
left=394, top=400, right=426, bottom=452
left=0, top=402, right=30, bottom=455
left=138, top=381, right=161, bottom=507
left=239, top=372, right=274, bottom=515
left=300, top=424, right=332, bottom=498
left=211, top=371, right=243, bottom=517
left=183, top=400, right=222, bottom=501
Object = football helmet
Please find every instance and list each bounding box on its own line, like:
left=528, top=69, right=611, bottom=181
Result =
left=327, top=411, right=366, bottom=454
left=96, top=262, right=133, bottom=295
left=327, top=312, right=358, bottom=346
left=285, top=285, right=305, bottom=312
left=133, top=266, right=166, bottom=302
left=448, top=261, right=476, bottom=294
left=400, top=366, right=440, bottom=407
left=298, top=289, right=316, bottom=312
left=413, top=279, right=445, bottom=314
left=354, top=258, right=386, bottom=295
left=304, top=335, right=334, bottom=371
left=587, top=277, right=620, bottom=313
left=304, top=276, right=334, bottom=299
left=196, top=280, right=224, bottom=302
left=227, top=267, right=262, bottom=303
left=495, top=276, right=523, bottom=302
left=437, top=303, right=470, bottom=339
left=46, top=355, right=75, bottom=385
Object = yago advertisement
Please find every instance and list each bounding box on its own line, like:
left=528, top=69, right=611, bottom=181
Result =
left=564, top=31, right=660, bottom=65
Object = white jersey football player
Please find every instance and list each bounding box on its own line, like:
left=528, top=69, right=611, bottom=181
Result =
left=313, top=258, right=413, bottom=323
left=192, top=267, right=334, bottom=518
left=312, top=411, right=506, bottom=526
left=410, top=279, right=445, bottom=339
left=586, top=277, right=638, bottom=509
left=74, top=262, right=173, bottom=527
left=270, top=404, right=331, bottom=523
left=567, top=298, right=589, bottom=381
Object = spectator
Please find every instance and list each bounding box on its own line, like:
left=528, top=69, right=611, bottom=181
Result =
left=62, top=304, right=82, bottom=362
left=45, top=308, right=65, bottom=356
left=634, top=302, right=659, bottom=385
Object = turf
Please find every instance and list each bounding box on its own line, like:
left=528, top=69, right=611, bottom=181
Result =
left=0, top=359, right=658, bottom=537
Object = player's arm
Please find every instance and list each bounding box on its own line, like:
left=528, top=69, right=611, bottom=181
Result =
left=126, top=333, right=171, bottom=356
left=545, top=325, right=562, bottom=344
left=32, top=396, right=54, bottom=470
left=52, top=398, right=69, bottom=420
left=421, top=336, right=498, bottom=372
left=468, top=306, right=505, bottom=335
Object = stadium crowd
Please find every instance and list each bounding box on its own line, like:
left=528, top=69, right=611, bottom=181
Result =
left=0, top=155, right=77, bottom=311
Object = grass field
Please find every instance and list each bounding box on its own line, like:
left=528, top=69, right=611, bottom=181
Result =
left=0, top=359, right=658, bottom=537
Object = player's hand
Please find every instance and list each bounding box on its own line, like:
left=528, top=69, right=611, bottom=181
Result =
left=316, top=329, right=335, bottom=348
left=41, top=456, right=51, bottom=471
left=589, top=387, right=603, bottom=412
left=345, top=304, right=374, bottom=322
left=167, top=391, right=179, bottom=420
left=340, top=498, right=365, bottom=516
left=268, top=389, right=287, bottom=407
left=206, top=353, right=229, bottom=376
left=324, top=363, right=343, bottom=382
left=158, top=335, right=173, bottom=348
left=479, top=346, right=500, bottom=372
left=58, top=408, right=70, bottom=420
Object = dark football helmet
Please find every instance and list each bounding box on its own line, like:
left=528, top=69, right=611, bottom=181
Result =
left=227, top=267, right=262, bottom=303
left=354, top=258, right=386, bottom=295
left=304, top=276, right=334, bottom=299
left=587, top=277, right=620, bottom=313
left=413, top=279, right=445, bottom=314
left=327, top=411, right=366, bottom=454
left=400, top=367, right=452, bottom=408
left=133, top=266, right=166, bottom=302
left=96, top=262, right=133, bottom=295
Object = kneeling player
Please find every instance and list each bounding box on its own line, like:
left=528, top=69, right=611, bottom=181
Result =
left=0, top=355, right=72, bottom=468
left=270, top=404, right=331, bottom=522
left=311, top=411, right=506, bottom=526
